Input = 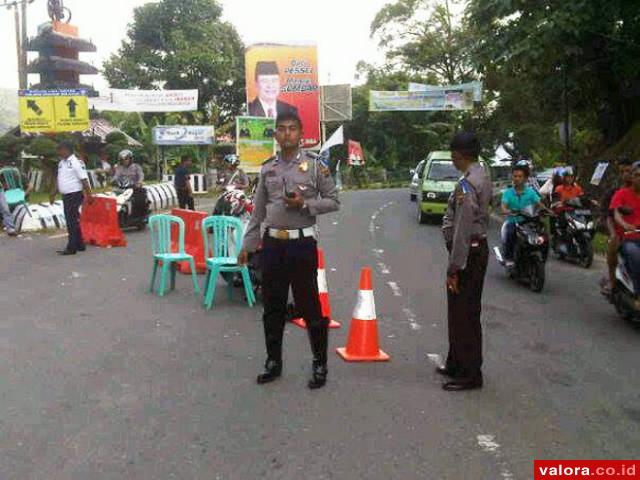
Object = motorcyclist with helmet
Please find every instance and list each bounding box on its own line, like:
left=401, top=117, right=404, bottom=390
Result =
left=112, top=149, right=144, bottom=188
left=217, top=154, right=249, bottom=191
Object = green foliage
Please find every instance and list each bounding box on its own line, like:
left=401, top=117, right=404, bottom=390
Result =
left=0, top=135, right=25, bottom=163
left=103, top=0, right=245, bottom=127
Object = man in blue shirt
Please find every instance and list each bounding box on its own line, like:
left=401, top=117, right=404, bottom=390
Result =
left=500, top=162, right=542, bottom=266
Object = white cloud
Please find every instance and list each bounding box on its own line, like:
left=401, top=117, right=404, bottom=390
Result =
left=0, top=0, right=388, bottom=92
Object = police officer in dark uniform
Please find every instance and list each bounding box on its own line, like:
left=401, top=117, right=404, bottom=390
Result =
left=238, top=111, right=340, bottom=389
left=439, top=132, right=492, bottom=391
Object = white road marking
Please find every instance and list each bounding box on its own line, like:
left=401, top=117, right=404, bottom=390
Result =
left=402, top=308, right=421, bottom=330
left=387, top=281, right=402, bottom=297
left=378, top=263, right=391, bottom=274
left=49, top=233, right=68, bottom=239
left=426, top=353, right=442, bottom=366
left=476, top=434, right=515, bottom=480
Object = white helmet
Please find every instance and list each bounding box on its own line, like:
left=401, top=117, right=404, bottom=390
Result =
left=224, top=154, right=239, bottom=166
left=118, top=149, right=133, bottom=161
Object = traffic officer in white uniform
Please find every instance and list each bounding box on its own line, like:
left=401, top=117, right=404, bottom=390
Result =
left=238, top=111, right=340, bottom=389
left=50, top=141, right=93, bottom=255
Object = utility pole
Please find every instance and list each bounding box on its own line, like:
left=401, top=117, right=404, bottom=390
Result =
left=2, top=0, right=33, bottom=89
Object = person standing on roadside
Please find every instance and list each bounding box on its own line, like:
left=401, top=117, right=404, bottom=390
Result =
left=237, top=111, right=339, bottom=390
left=50, top=141, right=93, bottom=255
left=174, top=155, right=195, bottom=210
left=439, top=132, right=492, bottom=391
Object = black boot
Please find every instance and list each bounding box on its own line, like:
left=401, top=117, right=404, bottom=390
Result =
left=307, top=324, right=328, bottom=389
left=308, top=361, right=327, bottom=389
left=256, top=359, right=282, bottom=385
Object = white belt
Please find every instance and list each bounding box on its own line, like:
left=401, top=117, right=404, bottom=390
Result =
left=267, top=227, right=316, bottom=240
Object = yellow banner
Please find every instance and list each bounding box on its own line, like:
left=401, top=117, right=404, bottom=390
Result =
left=19, top=90, right=89, bottom=133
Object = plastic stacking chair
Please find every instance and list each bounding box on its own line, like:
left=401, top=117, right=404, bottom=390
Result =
left=148, top=214, right=200, bottom=297
left=202, top=215, right=255, bottom=309
left=0, top=167, right=28, bottom=211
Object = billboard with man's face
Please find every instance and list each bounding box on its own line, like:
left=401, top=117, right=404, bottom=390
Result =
left=245, top=43, right=320, bottom=148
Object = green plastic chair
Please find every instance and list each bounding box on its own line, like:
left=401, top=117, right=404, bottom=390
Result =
left=0, top=168, right=27, bottom=211
left=148, top=214, right=200, bottom=297
left=202, top=215, right=255, bottom=309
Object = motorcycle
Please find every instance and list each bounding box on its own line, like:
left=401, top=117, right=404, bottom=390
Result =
left=110, top=177, right=151, bottom=230
left=607, top=229, right=640, bottom=322
left=551, top=196, right=595, bottom=268
left=211, top=184, right=262, bottom=297
left=494, top=204, right=550, bottom=292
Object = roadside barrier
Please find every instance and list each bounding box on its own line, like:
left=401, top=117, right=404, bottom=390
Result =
left=170, top=208, right=208, bottom=274
left=80, top=196, right=127, bottom=247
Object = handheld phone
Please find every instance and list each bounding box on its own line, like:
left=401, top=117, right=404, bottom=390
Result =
left=283, top=179, right=295, bottom=198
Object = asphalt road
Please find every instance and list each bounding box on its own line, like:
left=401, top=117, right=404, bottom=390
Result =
left=1, top=188, right=639, bottom=480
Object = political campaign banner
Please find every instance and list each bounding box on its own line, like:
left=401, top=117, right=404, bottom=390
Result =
left=236, top=116, right=276, bottom=173
left=370, top=81, right=482, bottom=112
left=348, top=140, right=365, bottom=166
left=245, top=43, right=320, bottom=148
left=152, top=126, right=215, bottom=145
left=19, top=89, right=89, bottom=133
left=89, top=89, right=198, bottom=112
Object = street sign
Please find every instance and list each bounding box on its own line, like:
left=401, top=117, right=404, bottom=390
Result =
left=18, top=94, right=55, bottom=133
left=19, top=89, right=89, bottom=133
left=53, top=93, right=89, bottom=132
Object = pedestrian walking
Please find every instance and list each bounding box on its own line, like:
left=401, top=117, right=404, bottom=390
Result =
left=50, top=141, right=94, bottom=255
left=439, top=132, right=492, bottom=391
left=238, top=111, right=340, bottom=389
left=174, top=155, right=195, bottom=210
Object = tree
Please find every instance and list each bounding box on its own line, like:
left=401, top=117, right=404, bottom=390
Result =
left=467, top=0, right=640, bottom=146
left=371, top=0, right=474, bottom=84
left=103, top=0, right=246, bottom=127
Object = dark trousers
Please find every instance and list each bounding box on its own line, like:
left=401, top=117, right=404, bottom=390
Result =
left=261, top=234, right=328, bottom=365
left=621, top=240, right=640, bottom=293
left=63, top=191, right=84, bottom=252
left=446, top=240, right=488, bottom=379
left=501, top=222, right=517, bottom=260
left=177, top=189, right=194, bottom=210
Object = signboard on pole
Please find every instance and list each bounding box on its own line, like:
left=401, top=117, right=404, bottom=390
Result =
left=19, top=89, right=89, bottom=133
left=90, top=89, right=199, bottom=112
left=245, top=43, right=320, bottom=148
left=152, top=126, right=215, bottom=145
left=321, top=84, right=352, bottom=122
left=348, top=140, right=365, bottom=166
left=590, top=162, right=609, bottom=186
left=236, top=116, right=276, bottom=173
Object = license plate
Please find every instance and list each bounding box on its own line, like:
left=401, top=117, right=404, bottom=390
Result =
left=574, top=209, right=591, bottom=215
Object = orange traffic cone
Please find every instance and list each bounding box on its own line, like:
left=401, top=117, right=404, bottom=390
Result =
left=292, top=248, right=341, bottom=329
left=336, top=267, right=390, bottom=362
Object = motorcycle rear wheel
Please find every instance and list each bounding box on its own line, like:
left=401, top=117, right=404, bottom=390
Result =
left=579, top=243, right=594, bottom=269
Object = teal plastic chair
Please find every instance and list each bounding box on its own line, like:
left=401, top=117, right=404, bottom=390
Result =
left=202, top=215, right=255, bottom=309
left=148, top=214, right=200, bottom=297
left=0, top=168, right=27, bottom=211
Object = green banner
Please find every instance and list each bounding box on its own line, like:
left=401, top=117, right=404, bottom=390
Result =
left=236, top=116, right=276, bottom=173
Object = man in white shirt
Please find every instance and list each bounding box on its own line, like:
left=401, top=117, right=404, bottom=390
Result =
left=50, top=141, right=94, bottom=255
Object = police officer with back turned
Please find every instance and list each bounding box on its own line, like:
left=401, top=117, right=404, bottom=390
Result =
left=439, top=132, right=492, bottom=391
left=238, top=111, right=339, bottom=389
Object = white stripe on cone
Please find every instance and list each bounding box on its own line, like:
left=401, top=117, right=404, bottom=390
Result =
left=352, top=290, right=376, bottom=321
left=318, top=268, right=328, bottom=293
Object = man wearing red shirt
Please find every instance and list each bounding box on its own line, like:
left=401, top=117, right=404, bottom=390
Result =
left=610, top=162, right=640, bottom=293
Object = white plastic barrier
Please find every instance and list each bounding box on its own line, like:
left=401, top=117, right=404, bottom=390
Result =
left=86, top=170, right=107, bottom=190
left=162, top=174, right=208, bottom=193
left=12, top=201, right=67, bottom=232
left=28, top=168, right=45, bottom=192
left=145, top=182, right=178, bottom=211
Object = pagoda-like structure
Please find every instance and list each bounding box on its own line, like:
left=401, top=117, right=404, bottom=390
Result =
left=25, top=1, right=98, bottom=95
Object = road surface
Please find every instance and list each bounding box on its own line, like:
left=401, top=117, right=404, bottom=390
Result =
left=1, top=188, right=638, bottom=480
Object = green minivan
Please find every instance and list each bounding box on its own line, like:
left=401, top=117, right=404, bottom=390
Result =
left=416, top=151, right=490, bottom=224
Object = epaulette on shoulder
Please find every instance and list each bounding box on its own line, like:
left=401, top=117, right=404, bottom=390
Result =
left=262, top=156, right=276, bottom=166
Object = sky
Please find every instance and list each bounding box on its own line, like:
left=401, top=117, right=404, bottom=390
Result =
left=0, top=0, right=390, bottom=91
